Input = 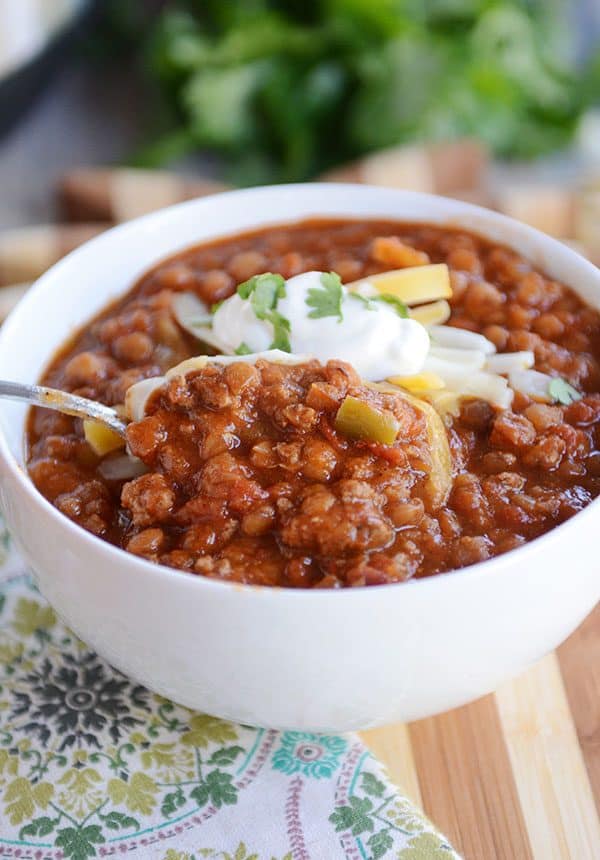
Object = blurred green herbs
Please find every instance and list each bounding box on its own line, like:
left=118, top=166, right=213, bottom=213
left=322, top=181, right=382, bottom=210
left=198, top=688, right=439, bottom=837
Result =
left=133, top=0, right=599, bottom=183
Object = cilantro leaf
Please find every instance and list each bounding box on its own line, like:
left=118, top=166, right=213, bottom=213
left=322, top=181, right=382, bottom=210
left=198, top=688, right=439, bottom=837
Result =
left=236, top=272, right=291, bottom=351
left=306, top=271, right=343, bottom=321
left=211, top=300, right=224, bottom=314
left=548, top=377, right=581, bottom=405
left=252, top=274, right=287, bottom=319
left=237, top=280, right=254, bottom=300
left=144, top=4, right=596, bottom=183
left=350, top=291, right=409, bottom=318
left=237, top=272, right=286, bottom=319
left=268, top=309, right=291, bottom=352
left=374, top=293, right=409, bottom=318
left=349, top=292, right=376, bottom=311
left=234, top=342, right=252, bottom=355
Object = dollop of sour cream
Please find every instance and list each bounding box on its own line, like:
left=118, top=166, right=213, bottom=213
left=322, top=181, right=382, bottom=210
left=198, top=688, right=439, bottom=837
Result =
left=211, top=271, right=429, bottom=380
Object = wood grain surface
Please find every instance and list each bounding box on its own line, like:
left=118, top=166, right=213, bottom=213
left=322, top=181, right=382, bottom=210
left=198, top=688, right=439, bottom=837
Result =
left=361, top=604, right=600, bottom=860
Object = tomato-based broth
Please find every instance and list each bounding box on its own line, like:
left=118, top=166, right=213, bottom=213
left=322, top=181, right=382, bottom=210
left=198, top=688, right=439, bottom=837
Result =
left=27, top=219, right=600, bottom=587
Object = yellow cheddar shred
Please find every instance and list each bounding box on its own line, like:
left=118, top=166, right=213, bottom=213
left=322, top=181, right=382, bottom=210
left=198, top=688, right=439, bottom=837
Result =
left=346, top=264, right=451, bottom=306
left=83, top=420, right=125, bottom=457
left=407, top=392, right=452, bottom=507
left=387, top=372, right=445, bottom=393
left=409, top=299, right=451, bottom=326
left=371, top=382, right=452, bottom=508
left=400, top=391, right=452, bottom=508
left=425, top=390, right=462, bottom=420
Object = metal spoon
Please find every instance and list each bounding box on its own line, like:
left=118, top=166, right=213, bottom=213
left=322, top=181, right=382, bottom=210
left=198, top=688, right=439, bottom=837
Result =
left=0, top=380, right=127, bottom=436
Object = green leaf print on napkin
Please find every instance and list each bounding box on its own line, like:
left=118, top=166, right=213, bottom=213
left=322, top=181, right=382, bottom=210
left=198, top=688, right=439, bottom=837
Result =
left=398, top=831, right=455, bottom=858
left=19, top=814, right=56, bottom=838
left=108, top=771, right=159, bottom=815
left=162, top=847, right=293, bottom=860
left=0, top=521, right=461, bottom=860
left=12, top=597, right=55, bottom=636
left=329, top=757, right=456, bottom=858
left=190, top=770, right=238, bottom=809
left=4, top=776, right=54, bottom=824
left=368, top=828, right=394, bottom=858
left=55, top=824, right=105, bottom=859
left=330, top=795, right=375, bottom=836
left=182, top=714, right=239, bottom=747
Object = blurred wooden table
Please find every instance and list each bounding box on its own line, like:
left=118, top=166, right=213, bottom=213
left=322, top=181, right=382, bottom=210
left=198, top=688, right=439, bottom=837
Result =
left=361, top=604, right=600, bottom=859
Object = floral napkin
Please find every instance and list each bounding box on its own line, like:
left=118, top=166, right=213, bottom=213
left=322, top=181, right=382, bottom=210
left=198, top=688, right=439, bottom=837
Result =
left=0, top=522, right=460, bottom=860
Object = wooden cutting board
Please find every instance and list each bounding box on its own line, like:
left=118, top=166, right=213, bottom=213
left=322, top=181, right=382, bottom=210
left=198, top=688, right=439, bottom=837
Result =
left=361, top=604, right=600, bottom=859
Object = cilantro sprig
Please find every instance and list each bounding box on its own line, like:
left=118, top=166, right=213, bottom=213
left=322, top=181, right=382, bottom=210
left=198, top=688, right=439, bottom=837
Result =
left=237, top=272, right=292, bottom=352
left=306, top=272, right=343, bottom=322
left=237, top=272, right=286, bottom=318
left=373, top=293, right=409, bottom=318
left=548, top=377, right=581, bottom=406
left=268, top=310, right=291, bottom=352
left=349, top=290, right=409, bottom=318
left=349, top=292, right=377, bottom=311
left=146, top=4, right=594, bottom=184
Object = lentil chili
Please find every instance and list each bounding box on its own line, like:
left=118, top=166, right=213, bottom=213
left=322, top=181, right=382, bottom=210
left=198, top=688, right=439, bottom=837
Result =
left=27, top=219, right=600, bottom=587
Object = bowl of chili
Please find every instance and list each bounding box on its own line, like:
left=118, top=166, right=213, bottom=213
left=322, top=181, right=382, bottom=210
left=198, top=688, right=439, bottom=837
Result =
left=0, top=184, right=598, bottom=729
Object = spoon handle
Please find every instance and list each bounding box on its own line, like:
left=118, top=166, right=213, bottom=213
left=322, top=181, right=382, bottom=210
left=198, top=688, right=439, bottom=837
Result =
left=0, top=380, right=127, bottom=436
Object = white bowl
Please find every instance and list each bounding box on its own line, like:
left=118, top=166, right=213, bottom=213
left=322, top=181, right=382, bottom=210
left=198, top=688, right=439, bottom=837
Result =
left=0, top=184, right=598, bottom=731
